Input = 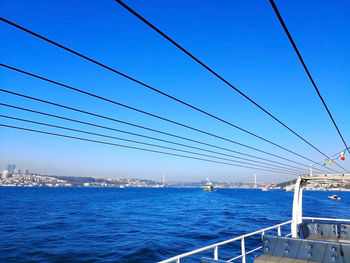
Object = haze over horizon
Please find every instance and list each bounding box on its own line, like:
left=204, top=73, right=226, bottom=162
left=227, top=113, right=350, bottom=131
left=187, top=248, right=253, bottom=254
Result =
left=1, top=0, right=349, bottom=183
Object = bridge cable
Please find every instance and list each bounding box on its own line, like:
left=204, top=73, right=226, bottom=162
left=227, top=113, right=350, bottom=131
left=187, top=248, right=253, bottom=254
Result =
left=269, top=0, right=350, bottom=155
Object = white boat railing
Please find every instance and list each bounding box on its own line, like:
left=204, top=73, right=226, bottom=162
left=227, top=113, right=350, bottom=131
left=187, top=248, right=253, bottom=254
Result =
left=159, top=220, right=292, bottom=263
left=159, top=217, right=350, bottom=263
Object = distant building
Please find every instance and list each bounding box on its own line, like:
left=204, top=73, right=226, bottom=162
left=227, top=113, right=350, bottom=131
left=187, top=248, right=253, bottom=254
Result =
left=2, top=170, right=9, bottom=179
left=6, top=164, right=15, bottom=173
left=25, top=169, right=30, bottom=175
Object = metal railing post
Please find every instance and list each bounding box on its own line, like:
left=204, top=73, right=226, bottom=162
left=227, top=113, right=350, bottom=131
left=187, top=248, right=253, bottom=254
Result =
left=159, top=220, right=293, bottom=263
left=214, top=246, right=218, bottom=260
left=241, top=237, right=246, bottom=263
left=277, top=226, right=281, bottom=236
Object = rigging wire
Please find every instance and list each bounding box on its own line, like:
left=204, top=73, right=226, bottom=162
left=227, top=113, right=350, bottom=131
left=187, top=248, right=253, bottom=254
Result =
left=1, top=115, right=303, bottom=174
left=0, top=103, right=307, bottom=174
left=1, top=89, right=314, bottom=171
left=112, top=0, right=347, bottom=167
left=0, top=104, right=321, bottom=174
left=1, top=93, right=328, bottom=174
left=0, top=21, right=346, bottom=174
left=0, top=64, right=344, bottom=173
left=0, top=123, right=299, bottom=175
left=0, top=87, right=338, bottom=174
left=269, top=0, right=350, bottom=156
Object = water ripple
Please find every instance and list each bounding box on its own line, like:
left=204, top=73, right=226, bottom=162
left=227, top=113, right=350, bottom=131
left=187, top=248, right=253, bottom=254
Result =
left=0, top=188, right=349, bottom=262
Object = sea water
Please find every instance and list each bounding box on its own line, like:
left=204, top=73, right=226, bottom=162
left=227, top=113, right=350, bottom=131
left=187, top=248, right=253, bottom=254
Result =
left=0, top=187, right=349, bottom=262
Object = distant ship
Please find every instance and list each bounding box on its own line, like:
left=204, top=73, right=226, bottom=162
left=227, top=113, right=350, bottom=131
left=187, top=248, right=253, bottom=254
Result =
left=203, top=179, right=214, bottom=192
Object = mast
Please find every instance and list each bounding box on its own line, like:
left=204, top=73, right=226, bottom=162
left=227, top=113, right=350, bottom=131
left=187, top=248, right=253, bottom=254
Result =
left=309, top=164, right=313, bottom=176
left=254, top=174, right=257, bottom=188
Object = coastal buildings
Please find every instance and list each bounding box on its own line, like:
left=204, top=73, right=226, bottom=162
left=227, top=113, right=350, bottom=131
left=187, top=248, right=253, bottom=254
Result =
left=1, top=165, right=349, bottom=190
left=0, top=164, right=163, bottom=187
left=2, top=170, right=9, bottom=179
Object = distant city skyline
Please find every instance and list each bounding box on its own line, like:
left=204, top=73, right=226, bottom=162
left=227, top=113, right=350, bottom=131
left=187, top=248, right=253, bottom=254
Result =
left=1, top=162, right=287, bottom=187
left=1, top=0, right=349, bottom=182
left=0, top=162, right=275, bottom=183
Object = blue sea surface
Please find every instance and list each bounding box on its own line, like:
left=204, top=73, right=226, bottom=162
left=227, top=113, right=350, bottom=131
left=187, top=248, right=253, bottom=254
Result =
left=0, top=187, right=349, bottom=262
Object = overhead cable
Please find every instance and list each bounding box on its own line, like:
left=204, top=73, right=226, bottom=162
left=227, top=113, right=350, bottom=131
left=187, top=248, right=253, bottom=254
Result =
left=1, top=101, right=321, bottom=174
left=2, top=115, right=304, bottom=174
left=0, top=123, right=299, bottom=175
left=0, top=87, right=338, bottom=174
left=112, top=0, right=344, bottom=164
left=1, top=91, right=327, bottom=173
left=269, top=0, right=350, bottom=155
left=0, top=64, right=343, bottom=173
left=0, top=103, right=307, bottom=174
left=0, top=21, right=344, bottom=172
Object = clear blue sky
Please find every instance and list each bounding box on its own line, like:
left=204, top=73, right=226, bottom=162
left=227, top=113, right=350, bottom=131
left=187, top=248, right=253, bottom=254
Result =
left=1, top=0, right=349, bottom=182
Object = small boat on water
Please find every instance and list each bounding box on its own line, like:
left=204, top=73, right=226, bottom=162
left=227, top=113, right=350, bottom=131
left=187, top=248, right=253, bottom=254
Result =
left=203, top=179, right=214, bottom=192
left=328, top=194, right=341, bottom=200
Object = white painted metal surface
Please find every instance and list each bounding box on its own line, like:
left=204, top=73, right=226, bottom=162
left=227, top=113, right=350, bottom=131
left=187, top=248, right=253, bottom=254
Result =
left=291, top=176, right=303, bottom=237
left=291, top=174, right=350, bottom=237
left=241, top=238, right=246, bottom=263
left=159, top=217, right=350, bottom=263
left=158, top=220, right=292, bottom=263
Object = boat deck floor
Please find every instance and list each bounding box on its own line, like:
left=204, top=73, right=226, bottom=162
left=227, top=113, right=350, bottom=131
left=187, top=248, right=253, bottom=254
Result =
left=254, top=255, right=317, bottom=263
left=254, top=237, right=350, bottom=263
